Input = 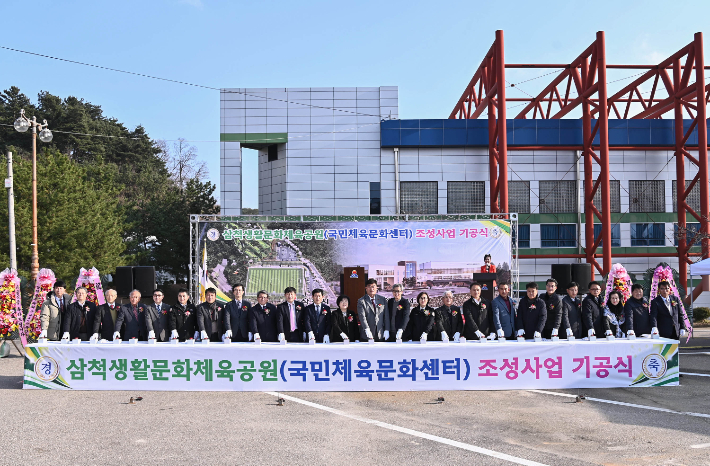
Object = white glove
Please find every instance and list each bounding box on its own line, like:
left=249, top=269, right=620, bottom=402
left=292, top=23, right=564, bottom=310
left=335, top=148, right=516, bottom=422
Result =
left=453, top=332, right=461, bottom=342
left=383, top=330, right=390, bottom=340
left=605, top=330, right=613, bottom=336
left=497, top=329, right=504, bottom=339
left=340, top=332, right=348, bottom=341
left=651, top=327, right=660, bottom=338
left=171, top=329, right=179, bottom=339
left=475, top=330, right=484, bottom=339
left=365, top=328, right=374, bottom=340
left=488, top=332, right=496, bottom=340
left=308, top=331, right=315, bottom=341
left=420, top=332, right=428, bottom=342
left=61, top=332, right=70, bottom=341
left=193, top=331, right=199, bottom=340
left=588, top=329, right=595, bottom=337
left=441, top=331, right=449, bottom=341
left=517, top=329, right=525, bottom=337
left=39, top=329, right=47, bottom=339
left=278, top=333, right=285, bottom=342
left=533, top=331, right=541, bottom=339
left=248, top=332, right=253, bottom=341
left=627, top=329, right=635, bottom=337
left=148, top=330, right=156, bottom=340
left=113, top=331, right=121, bottom=340
left=551, top=328, right=558, bottom=337
left=566, top=328, right=573, bottom=337
left=680, top=329, right=687, bottom=337
left=200, top=330, right=208, bottom=340
left=323, top=334, right=330, bottom=344
left=254, top=333, right=261, bottom=342
left=225, top=329, right=233, bottom=339
left=90, top=333, right=99, bottom=342
left=396, top=329, right=403, bottom=340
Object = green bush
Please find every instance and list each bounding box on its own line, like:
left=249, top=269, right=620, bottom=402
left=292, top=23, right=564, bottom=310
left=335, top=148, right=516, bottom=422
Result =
left=693, top=307, right=710, bottom=322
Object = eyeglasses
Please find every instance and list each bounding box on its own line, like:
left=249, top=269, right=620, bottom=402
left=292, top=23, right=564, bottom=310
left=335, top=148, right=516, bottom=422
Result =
left=153, top=294, right=163, bottom=297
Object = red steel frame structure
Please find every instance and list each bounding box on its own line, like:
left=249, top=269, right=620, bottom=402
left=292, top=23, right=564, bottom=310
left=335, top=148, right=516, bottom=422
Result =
left=450, top=30, right=710, bottom=290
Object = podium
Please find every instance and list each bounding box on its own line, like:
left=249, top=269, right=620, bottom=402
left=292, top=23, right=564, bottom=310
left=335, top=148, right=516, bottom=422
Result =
left=471, top=273, right=497, bottom=302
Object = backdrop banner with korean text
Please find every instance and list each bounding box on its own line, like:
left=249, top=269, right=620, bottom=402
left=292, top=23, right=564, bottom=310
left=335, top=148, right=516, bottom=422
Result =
left=23, top=339, right=678, bottom=391
left=191, top=215, right=515, bottom=305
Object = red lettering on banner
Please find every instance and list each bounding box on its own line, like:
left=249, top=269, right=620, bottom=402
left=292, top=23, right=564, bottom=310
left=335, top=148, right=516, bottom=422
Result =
left=478, top=359, right=498, bottom=377
left=572, top=356, right=591, bottom=378
left=614, top=356, right=633, bottom=377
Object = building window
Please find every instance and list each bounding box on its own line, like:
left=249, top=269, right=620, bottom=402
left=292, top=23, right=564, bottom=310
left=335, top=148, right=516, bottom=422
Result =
left=674, top=223, right=701, bottom=247
left=593, top=223, right=621, bottom=247
left=400, top=181, right=438, bottom=214
left=672, top=180, right=701, bottom=213
left=447, top=181, right=485, bottom=213
left=513, top=224, right=530, bottom=248
left=539, top=180, right=577, bottom=213
left=268, top=144, right=278, bottom=162
left=631, top=223, right=665, bottom=246
left=541, top=224, right=577, bottom=247
left=370, top=182, right=381, bottom=215
left=508, top=181, right=530, bottom=214
left=629, top=180, right=665, bottom=213
left=592, top=180, right=621, bottom=213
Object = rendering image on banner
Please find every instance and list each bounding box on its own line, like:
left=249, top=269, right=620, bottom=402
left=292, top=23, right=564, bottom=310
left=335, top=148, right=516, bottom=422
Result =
left=197, top=218, right=512, bottom=306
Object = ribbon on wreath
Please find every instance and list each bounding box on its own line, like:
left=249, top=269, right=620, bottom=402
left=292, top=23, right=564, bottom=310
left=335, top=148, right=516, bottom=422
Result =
left=71, top=267, right=106, bottom=306
left=650, top=265, right=692, bottom=343
left=603, top=263, right=633, bottom=306
left=25, top=268, right=56, bottom=341
left=0, top=268, right=24, bottom=345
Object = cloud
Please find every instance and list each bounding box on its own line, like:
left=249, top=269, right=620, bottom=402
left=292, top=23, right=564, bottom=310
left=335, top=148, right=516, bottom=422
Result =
left=180, top=0, right=204, bottom=8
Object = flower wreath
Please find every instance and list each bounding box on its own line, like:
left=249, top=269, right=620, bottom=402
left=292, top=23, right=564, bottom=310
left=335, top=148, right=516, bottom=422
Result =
left=25, top=268, right=56, bottom=341
left=0, top=268, right=22, bottom=343
left=603, top=263, right=633, bottom=306
left=71, top=267, right=106, bottom=306
left=649, top=265, right=692, bottom=342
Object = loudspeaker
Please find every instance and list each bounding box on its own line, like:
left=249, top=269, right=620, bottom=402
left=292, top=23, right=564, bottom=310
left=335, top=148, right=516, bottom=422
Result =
left=114, top=267, right=134, bottom=297
left=550, top=264, right=572, bottom=294
left=133, top=266, right=156, bottom=296
left=571, top=263, right=592, bottom=294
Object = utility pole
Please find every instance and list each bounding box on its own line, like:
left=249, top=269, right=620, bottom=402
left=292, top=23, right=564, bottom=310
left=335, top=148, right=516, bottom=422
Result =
left=5, top=151, right=17, bottom=270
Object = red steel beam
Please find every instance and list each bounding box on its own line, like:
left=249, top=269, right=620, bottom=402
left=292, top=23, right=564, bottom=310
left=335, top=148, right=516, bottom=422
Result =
left=506, top=64, right=710, bottom=69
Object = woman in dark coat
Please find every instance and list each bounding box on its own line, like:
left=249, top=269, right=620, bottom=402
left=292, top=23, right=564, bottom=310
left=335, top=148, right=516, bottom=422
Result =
left=597, top=290, right=626, bottom=338
left=330, top=295, right=360, bottom=342
left=404, top=292, right=437, bottom=342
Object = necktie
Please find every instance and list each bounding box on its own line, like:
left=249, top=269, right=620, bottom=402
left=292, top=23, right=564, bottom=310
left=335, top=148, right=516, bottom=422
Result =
left=156, top=305, right=161, bottom=313
left=316, top=305, right=320, bottom=315
left=133, top=306, right=138, bottom=319
left=289, top=303, right=296, bottom=332
left=237, top=301, right=241, bottom=310
left=371, top=298, right=376, bottom=309
left=109, top=304, right=114, bottom=309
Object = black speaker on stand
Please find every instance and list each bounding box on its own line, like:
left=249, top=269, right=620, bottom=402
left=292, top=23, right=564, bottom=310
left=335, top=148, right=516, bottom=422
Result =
left=571, top=263, right=592, bottom=294
left=114, top=267, right=134, bottom=298
left=550, top=264, right=572, bottom=294
left=133, top=266, right=156, bottom=296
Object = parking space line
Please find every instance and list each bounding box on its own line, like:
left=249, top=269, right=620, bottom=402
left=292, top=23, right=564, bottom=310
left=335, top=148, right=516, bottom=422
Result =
left=691, top=443, right=710, bottom=449
left=266, top=392, right=550, bottom=466
left=681, top=372, right=710, bottom=377
left=529, top=390, right=710, bottom=419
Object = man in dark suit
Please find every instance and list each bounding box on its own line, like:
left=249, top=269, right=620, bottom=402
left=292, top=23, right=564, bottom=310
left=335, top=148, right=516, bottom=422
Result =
left=92, top=288, right=120, bottom=341
left=146, top=289, right=171, bottom=342
left=388, top=284, right=410, bottom=341
left=540, top=278, right=564, bottom=339
left=650, top=281, right=688, bottom=339
left=250, top=291, right=279, bottom=342
left=197, top=287, right=224, bottom=342
left=462, top=282, right=492, bottom=340
left=114, top=289, right=148, bottom=340
left=303, top=288, right=331, bottom=343
left=625, top=283, right=652, bottom=337
left=491, top=282, right=516, bottom=339
left=435, top=291, right=463, bottom=341
left=561, top=282, right=582, bottom=339
left=61, top=287, right=98, bottom=341
left=582, top=281, right=603, bottom=339
left=224, top=283, right=251, bottom=342
left=515, top=282, right=547, bottom=340
left=170, top=288, right=198, bottom=341
left=276, top=286, right=306, bottom=343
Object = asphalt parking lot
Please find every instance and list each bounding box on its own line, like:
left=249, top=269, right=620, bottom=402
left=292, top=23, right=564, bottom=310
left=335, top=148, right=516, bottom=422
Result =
left=1, top=330, right=708, bottom=466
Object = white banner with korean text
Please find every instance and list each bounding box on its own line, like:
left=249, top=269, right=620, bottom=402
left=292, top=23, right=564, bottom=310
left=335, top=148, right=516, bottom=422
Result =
left=23, top=339, right=678, bottom=391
